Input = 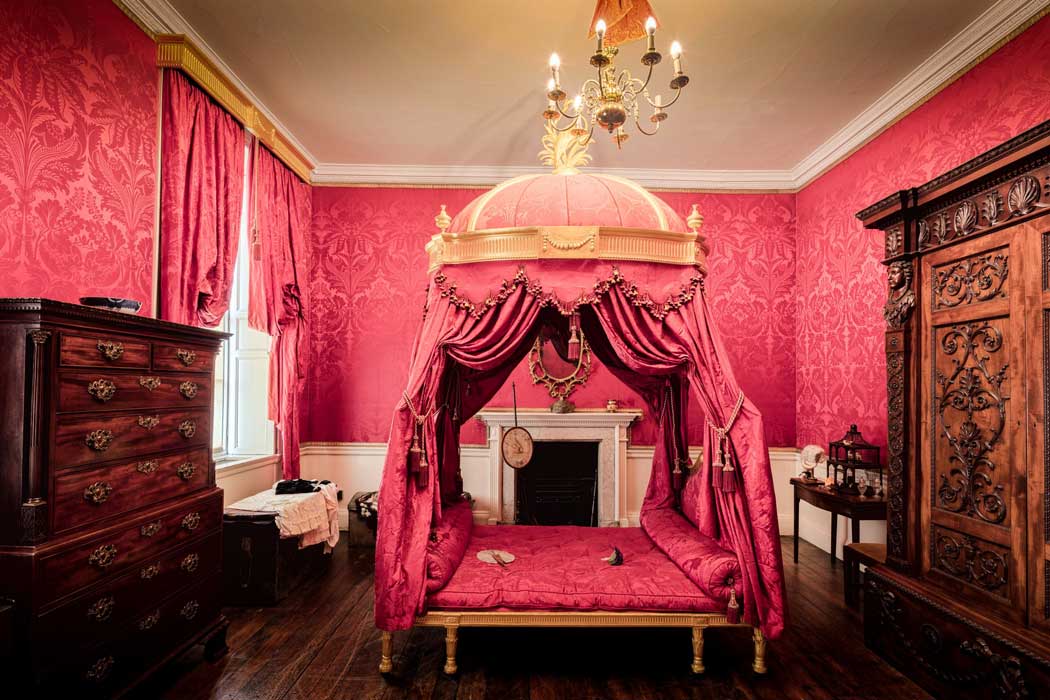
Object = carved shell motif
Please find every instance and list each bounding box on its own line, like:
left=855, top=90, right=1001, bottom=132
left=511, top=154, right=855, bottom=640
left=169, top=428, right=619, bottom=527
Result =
left=953, top=200, right=978, bottom=235
left=1007, top=175, right=1040, bottom=216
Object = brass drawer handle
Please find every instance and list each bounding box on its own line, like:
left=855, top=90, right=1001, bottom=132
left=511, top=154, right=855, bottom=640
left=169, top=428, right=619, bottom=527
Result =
left=87, top=595, right=115, bottom=622
left=176, top=348, right=197, bottom=366
left=140, top=520, right=161, bottom=537
left=138, top=415, right=160, bottom=430
left=179, top=381, right=199, bottom=399
left=180, top=600, right=200, bottom=620
left=87, top=378, right=116, bottom=402
left=139, top=609, right=160, bottom=630
left=181, top=553, right=200, bottom=573
left=181, top=512, right=201, bottom=531
left=177, top=419, right=197, bottom=438
left=137, top=459, right=158, bottom=475
left=176, top=462, right=196, bottom=481
left=88, top=543, right=118, bottom=569
left=85, top=655, right=114, bottom=682
left=139, top=375, right=161, bottom=391
left=140, top=563, right=160, bottom=579
left=85, top=429, right=114, bottom=452
left=96, top=340, right=124, bottom=362
left=83, top=481, right=112, bottom=505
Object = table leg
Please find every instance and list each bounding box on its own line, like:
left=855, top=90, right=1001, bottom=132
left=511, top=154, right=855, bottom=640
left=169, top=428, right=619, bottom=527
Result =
left=830, top=513, right=837, bottom=567
left=852, top=516, right=860, bottom=544
left=793, top=491, right=800, bottom=564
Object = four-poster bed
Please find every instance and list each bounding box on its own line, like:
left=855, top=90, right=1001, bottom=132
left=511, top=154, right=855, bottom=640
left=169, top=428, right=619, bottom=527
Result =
left=374, top=135, right=787, bottom=675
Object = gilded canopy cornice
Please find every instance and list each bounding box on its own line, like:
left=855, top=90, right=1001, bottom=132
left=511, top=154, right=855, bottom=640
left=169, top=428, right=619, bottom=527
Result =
left=425, top=225, right=709, bottom=274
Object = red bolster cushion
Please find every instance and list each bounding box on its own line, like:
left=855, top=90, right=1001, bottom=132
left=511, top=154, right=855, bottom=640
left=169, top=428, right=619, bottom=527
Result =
left=425, top=499, right=474, bottom=593
left=640, top=507, right=741, bottom=602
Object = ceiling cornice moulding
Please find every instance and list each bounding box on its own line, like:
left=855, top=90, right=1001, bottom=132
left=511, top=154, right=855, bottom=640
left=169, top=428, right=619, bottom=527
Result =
left=116, top=0, right=1048, bottom=191
left=311, top=163, right=797, bottom=191
left=789, top=0, right=1050, bottom=187
left=116, top=0, right=319, bottom=181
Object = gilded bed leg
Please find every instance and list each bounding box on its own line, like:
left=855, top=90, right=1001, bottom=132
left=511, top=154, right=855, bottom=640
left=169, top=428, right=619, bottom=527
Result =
left=443, top=622, right=459, bottom=675
left=752, top=627, right=767, bottom=674
left=690, top=625, right=705, bottom=674
left=379, top=631, right=393, bottom=673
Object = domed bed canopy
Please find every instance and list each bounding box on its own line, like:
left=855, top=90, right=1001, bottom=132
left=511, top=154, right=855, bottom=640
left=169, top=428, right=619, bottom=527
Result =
left=375, top=127, right=786, bottom=650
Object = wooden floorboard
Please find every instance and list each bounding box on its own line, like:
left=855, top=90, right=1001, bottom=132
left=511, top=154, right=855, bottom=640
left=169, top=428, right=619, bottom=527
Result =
left=133, top=536, right=931, bottom=700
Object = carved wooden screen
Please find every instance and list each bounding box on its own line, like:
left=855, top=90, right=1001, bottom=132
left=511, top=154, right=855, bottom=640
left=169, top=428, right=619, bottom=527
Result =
left=920, top=227, right=1026, bottom=623
left=1028, top=222, right=1050, bottom=634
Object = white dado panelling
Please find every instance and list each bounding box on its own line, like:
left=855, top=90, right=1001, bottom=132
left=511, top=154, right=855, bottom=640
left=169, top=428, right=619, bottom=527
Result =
left=299, top=442, right=884, bottom=559
left=215, top=455, right=280, bottom=506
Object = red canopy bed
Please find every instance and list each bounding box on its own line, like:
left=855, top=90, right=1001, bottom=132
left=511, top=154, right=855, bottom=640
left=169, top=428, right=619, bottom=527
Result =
left=374, top=141, right=787, bottom=676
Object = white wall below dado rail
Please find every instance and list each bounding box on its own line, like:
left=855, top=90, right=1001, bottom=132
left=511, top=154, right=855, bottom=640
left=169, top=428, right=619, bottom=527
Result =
left=215, top=455, right=281, bottom=506
left=299, top=442, right=887, bottom=560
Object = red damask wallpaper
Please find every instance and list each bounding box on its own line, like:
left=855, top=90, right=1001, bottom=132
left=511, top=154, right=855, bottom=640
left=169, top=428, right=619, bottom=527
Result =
left=795, top=15, right=1050, bottom=453
left=0, top=0, right=158, bottom=312
left=305, top=187, right=796, bottom=446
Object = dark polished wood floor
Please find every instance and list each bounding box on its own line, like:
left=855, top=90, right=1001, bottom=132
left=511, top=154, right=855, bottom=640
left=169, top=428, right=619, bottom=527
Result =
left=133, top=537, right=931, bottom=700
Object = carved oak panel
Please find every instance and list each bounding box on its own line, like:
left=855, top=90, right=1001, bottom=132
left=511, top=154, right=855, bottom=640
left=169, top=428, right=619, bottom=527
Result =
left=931, top=248, right=1008, bottom=310
left=932, top=525, right=1009, bottom=598
left=932, top=320, right=1011, bottom=527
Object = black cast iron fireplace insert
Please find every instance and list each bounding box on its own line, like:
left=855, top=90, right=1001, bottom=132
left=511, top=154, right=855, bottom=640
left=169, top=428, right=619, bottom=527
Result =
left=514, top=441, right=598, bottom=526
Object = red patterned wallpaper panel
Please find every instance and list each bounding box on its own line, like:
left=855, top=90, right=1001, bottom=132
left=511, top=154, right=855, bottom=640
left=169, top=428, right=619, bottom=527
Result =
left=795, top=15, right=1050, bottom=453
left=305, top=187, right=796, bottom=446
left=0, top=0, right=158, bottom=313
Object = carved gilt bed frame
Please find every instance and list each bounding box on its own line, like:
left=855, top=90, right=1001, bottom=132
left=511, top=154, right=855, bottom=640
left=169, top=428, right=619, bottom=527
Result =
left=378, top=611, right=766, bottom=675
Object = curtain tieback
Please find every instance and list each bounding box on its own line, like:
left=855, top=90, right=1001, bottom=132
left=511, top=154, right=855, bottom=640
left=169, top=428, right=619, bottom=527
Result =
left=402, top=391, right=433, bottom=489
left=711, top=391, right=745, bottom=493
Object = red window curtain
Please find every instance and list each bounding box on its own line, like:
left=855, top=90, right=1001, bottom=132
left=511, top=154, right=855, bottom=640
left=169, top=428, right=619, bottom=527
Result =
left=248, top=142, right=311, bottom=479
left=158, top=70, right=246, bottom=326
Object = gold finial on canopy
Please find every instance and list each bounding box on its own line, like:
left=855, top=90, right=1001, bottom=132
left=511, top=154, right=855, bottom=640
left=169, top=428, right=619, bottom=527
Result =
left=539, top=119, right=593, bottom=175
left=435, top=204, right=451, bottom=233
left=686, top=204, right=704, bottom=233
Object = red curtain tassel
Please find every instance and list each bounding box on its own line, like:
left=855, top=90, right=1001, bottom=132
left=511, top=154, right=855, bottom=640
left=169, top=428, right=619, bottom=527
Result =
left=721, top=465, right=737, bottom=493
left=672, top=462, right=683, bottom=492
left=711, top=456, right=724, bottom=490
left=416, top=467, right=428, bottom=489
left=727, top=587, right=741, bottom=624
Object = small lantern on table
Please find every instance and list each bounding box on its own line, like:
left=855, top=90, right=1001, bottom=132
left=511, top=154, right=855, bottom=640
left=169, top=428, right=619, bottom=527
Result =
left=828, top=424, right=882, bottom=497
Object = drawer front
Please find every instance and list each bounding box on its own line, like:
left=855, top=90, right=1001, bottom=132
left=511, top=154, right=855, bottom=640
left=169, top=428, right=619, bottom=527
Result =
left=37, top=532, right=221, bottom=646
left=153, top=342, right=215, bottom=374
left=60, top=332, right=150, bottom=369
left=43, top=574, right=222, bottom=693
left=39, top=490, right=222, bottom=605
left=58, top=371, right=213, bottom=413
left=54, top=408, right=210, bottom=466
left=53, top=448, right=212, bottom=534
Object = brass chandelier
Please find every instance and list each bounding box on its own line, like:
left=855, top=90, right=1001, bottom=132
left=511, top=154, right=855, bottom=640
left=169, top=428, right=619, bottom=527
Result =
left=543, top=16, right=688, bottom=149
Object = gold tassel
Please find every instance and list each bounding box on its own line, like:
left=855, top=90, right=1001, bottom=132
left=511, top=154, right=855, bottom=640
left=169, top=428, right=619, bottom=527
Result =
left=567, top=312, right=580, bottom=361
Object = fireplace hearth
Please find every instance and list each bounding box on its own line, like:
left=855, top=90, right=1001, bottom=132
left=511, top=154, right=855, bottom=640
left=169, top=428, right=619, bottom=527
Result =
left=515, top=441, right=598, bottom=526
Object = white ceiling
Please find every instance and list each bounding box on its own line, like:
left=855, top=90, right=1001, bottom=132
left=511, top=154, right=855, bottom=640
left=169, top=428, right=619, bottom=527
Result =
left=141, top=0, right=1042, bottom=186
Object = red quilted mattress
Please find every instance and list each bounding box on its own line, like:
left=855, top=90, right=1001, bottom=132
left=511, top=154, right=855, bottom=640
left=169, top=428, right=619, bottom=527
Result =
left=427, top=525, right=723, bottom=613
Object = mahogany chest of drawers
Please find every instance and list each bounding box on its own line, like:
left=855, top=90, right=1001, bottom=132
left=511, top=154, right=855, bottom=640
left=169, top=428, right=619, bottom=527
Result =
left=0, top=299, right=229, bottom=696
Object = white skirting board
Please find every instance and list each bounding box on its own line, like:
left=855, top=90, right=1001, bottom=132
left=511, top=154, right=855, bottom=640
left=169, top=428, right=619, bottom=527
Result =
left=298, top=442, right=886, bottom=557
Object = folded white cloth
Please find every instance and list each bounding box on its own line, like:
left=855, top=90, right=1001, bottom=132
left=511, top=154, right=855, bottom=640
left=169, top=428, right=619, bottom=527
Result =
left=228, top=482, right=340, bottom=551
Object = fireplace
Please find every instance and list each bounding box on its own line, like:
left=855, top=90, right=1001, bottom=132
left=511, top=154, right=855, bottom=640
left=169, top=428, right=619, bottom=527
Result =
left=515, top=441, right=599, bottom=526
left=475, top=408, right=641, bottom=526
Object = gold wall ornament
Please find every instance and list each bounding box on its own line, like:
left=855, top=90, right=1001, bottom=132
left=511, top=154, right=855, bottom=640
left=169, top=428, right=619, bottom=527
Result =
left=528, top=332, right=593, bottom=413
left=425, top=225, right=706, bottom=273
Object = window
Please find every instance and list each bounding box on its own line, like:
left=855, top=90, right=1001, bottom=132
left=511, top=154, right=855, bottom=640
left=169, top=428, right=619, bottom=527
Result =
left=212, top=148, right=275, bottom=462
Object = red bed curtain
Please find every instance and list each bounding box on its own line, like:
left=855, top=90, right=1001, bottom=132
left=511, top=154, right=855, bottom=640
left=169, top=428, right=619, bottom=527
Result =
left=375, top=263, right=786, bottom=639
left=158, top=70, right=246, bottom=327
left=248, top=143, right=311, bottom=479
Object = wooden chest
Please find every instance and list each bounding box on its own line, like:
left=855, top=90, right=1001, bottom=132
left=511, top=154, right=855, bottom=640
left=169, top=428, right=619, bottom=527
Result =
left=0, top=299, right=229, bottom=696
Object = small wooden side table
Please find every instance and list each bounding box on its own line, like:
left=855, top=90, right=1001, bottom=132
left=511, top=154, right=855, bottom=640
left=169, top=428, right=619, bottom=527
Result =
left=790, top=477, right=886, bottom=567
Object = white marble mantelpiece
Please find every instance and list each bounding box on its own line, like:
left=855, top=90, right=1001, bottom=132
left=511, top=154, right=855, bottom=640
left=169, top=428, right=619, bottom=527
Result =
left=475, top=408, right=642, bottom=527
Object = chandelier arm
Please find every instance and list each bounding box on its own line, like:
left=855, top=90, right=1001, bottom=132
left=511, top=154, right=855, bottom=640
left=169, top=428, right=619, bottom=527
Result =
left=551, top=119, right=585, bottom=133
left=651, top=87, right=684, bottom=109
left=555, top=100, right=581, bottom=120
left=634, top=117, right=659, bottom=136
left=637, top=64, right=655, bottom=93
